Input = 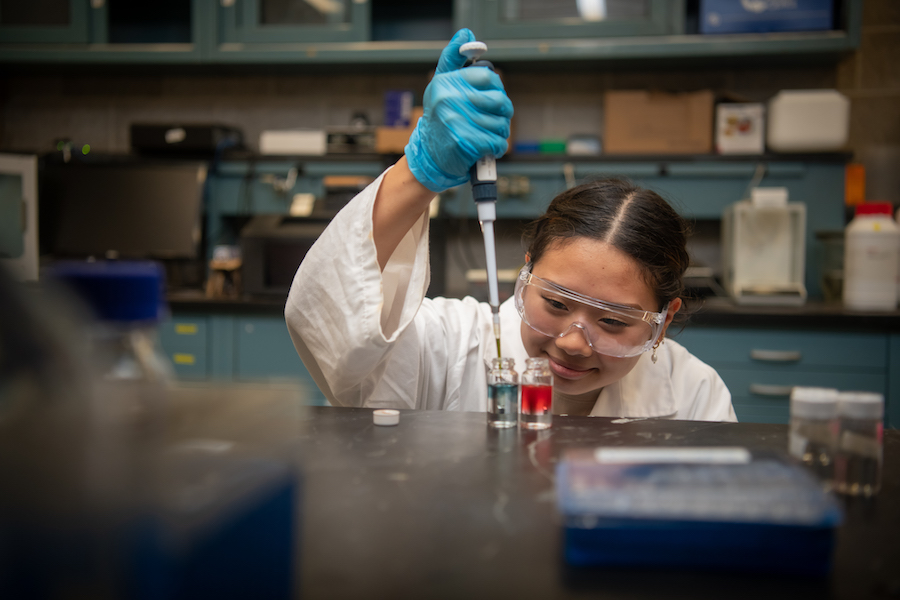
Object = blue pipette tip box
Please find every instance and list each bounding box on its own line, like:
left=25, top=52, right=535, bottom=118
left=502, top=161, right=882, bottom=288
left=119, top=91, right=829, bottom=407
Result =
left=556, top=447, right=842, bottom=575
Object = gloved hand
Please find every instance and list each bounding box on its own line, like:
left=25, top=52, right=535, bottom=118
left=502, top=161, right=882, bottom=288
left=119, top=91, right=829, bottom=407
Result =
left=405, top=28, right=514, bottom=193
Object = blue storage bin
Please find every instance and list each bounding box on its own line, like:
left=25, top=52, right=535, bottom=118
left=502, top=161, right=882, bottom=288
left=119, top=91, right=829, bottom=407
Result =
left=699, top=0, right=833, bottom=34
left=556, top=447, right=842, bottom=575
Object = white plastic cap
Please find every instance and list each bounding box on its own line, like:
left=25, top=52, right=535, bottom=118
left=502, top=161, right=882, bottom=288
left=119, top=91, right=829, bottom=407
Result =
left=373, top=409, right=400, bottom=426
left=790, top=387, right=838, bottom=419
left=837, top=392, right=884, bottom=420
left=459, top=41, right=488, bottom=61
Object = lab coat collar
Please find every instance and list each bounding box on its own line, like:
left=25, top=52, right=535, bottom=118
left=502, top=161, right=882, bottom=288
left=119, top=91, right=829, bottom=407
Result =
left=497, top=298, right=677, bottom=419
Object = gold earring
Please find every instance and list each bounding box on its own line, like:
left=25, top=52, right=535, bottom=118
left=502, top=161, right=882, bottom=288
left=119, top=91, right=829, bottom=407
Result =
left=651, top=339, right=663, bottom=364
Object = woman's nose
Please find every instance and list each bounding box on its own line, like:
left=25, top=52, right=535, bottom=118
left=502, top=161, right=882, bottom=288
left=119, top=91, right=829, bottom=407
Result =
left=555, top=323, right=593, bottom=357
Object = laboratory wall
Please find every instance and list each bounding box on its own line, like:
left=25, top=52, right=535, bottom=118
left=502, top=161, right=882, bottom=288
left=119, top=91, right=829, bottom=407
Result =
left=0, top=2, right=897, bottom=202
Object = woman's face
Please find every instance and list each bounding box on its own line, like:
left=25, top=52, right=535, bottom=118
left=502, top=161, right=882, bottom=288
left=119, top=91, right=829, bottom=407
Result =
left=520, top=237, right=678, bottom=399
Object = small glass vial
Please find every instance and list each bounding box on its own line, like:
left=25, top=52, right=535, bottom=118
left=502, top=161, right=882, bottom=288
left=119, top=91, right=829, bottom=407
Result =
left=834, top=391, right=884, bottom=497
left=487, top=358, right=518, bottom=429
left=789, top=387, right=838, bottom=489
left=520, top=357, right=553, bottom=430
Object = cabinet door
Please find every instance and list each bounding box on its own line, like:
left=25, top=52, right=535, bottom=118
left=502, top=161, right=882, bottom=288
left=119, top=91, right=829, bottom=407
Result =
left=220, top=0, right=370, bottom=44
left=235, top=316, right=329, bottom=405
left=0, top=154, right=38, bottom=282
left=159, top=315, right=210, bottom=380
left=0, top=0, right=90, bottom=43
left=890, top=334, right=900, bottom=429
left=470, top=0, right=683, bottom=40
left=674, top=327, right=890, bottom=425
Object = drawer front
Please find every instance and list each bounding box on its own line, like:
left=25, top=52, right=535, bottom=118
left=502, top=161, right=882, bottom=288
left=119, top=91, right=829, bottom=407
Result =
left=720, top=368, right=888, bottom=425
left=674, top=328, right=888, bottom=370
left=159, top=316, right=209, bottom=380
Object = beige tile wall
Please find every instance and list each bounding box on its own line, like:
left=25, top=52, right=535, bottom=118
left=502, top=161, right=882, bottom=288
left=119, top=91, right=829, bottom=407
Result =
left=837, top=0, right=900, bottom=203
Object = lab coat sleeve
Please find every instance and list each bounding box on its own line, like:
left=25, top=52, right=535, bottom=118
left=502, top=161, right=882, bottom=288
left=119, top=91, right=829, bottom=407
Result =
left=284, top=168, right=494, bottom=410
left=285, top=167, right=424, bottom=405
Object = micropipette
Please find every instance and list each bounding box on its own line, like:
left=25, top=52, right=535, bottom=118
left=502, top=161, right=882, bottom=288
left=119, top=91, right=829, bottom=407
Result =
left=460, top=40, right=502, bottom=358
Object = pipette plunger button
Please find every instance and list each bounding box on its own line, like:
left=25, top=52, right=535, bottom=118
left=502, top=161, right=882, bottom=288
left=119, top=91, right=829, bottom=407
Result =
left=460, top=41, right=488, bottom=62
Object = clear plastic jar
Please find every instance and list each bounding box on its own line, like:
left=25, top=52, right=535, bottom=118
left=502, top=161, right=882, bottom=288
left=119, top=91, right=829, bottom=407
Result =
left=487, top=357, right=518, bottom=429
left=834, top=391, right=884, bottom=497
left=50, top=260, right=172, bottom=435
left=521, top=357, right=553, bottom=430
left=789, top=386, right=838, bottom=489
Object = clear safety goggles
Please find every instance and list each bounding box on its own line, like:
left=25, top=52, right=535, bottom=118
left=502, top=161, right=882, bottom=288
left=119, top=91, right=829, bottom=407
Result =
left=514, top=265, right=669, bottom=358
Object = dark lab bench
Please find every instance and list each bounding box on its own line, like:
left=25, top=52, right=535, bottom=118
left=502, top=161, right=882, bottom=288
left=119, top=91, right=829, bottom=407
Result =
left=274, top=407, right=897, bottom=599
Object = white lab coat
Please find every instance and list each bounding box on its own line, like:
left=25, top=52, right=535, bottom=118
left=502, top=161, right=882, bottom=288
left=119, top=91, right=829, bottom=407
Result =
left=285, top=168, right=737, bottom=422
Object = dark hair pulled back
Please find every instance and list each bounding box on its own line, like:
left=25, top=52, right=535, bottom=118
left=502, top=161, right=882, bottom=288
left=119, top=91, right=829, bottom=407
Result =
left=522, top=178, right=691, bottom=312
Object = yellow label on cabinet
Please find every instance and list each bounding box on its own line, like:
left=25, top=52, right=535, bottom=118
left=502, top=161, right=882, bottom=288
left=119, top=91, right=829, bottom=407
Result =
left=175, top=323, right=198, bottom=335
left=173, top=353, right=196, bottom=365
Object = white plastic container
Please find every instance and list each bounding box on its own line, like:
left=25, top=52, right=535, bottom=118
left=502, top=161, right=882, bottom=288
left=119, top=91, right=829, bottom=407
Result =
left=842, top=202, right=900, bottom=311
left=721, top=192, right=807, bottom=306
left=766, top=90, right=849, bottom=153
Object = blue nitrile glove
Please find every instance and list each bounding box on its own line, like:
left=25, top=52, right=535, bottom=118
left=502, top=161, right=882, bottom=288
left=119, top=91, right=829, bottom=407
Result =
left=405, top=29, right=514, bottom=193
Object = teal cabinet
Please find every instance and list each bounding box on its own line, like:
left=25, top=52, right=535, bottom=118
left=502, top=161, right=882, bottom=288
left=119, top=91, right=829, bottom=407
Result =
left=441, top=158, right=846, bottom=299
left=0, top=0, right=211, bottom=63
left=160, top=309, right=329, bottom=406
left=235, top=315, right=303, bottom=379
left=159, top=315, right=210, bottom=380
left=674, top=327, right=891, bottom=426
left=890, top=334, right=900, bottom=431
left=0, top=0, right=862, bottom=65
left=218, top=0, right=370, bottom=44
left=468, top=0, right=684, bottom=40
left=0, top=154, right=38, bottom=282
left=0, top=0, right=90, bottom=43
left=205, top=159, right=384, bottom=262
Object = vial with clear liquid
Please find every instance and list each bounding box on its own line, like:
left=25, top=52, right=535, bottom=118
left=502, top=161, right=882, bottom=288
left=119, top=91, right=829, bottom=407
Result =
left=521, top=357, right=553, bottom=430
left=487, top=357, right=518, bottom=429
left=834, top=391, right=883, bottom=497
left=789, top=387, right=838, bottom=489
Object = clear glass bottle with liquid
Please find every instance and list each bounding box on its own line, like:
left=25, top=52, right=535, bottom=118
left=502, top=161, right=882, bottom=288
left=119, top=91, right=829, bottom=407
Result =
left=487, top=357, right=518, bottom=429
left=521, top=357, right=553, bottom=430
left=834, top=391, right=884, bottom=497
left=789, top=386, right=838, bottom=489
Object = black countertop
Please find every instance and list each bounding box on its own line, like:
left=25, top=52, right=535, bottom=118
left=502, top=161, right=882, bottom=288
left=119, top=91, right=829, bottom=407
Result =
left=239, top=406, right=898, bottom=600
left=685, top=297, right=900, bottom=331
left=168, top=290, right=900, bottom=332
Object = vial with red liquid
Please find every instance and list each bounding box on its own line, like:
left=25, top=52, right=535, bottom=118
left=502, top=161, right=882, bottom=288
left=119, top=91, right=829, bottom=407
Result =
left=521, top=357, right=553, bottom=430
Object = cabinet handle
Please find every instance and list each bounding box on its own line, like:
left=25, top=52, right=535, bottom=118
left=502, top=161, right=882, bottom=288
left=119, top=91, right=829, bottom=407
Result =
left=750, top=349, right=802, bottom=362
left=748, top=384, right=794, bottom=397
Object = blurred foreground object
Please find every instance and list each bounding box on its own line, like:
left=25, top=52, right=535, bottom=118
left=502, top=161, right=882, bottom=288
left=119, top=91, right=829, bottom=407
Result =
left=0, top=263, right=299, bottom=599
left=556, top=446, right=842, bottom=575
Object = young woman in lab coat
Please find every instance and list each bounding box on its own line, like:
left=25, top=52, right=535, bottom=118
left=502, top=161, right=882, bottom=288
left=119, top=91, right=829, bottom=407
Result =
left=285, top=29, right=736, bottom=422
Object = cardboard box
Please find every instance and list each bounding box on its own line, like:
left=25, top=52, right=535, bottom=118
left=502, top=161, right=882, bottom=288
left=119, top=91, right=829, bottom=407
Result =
left=699, top=0, right=833, bottom=34
left=375, top=106, right=423, bottom=154
left=603, top=90, right=714, bottom=155
left=716, top=103, right=765, bottom=154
